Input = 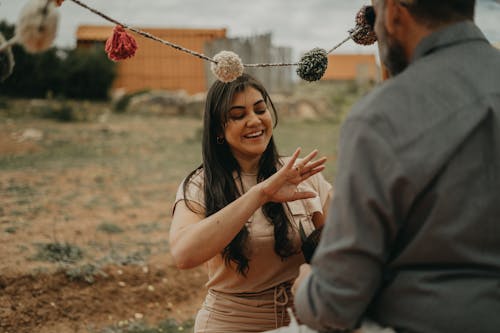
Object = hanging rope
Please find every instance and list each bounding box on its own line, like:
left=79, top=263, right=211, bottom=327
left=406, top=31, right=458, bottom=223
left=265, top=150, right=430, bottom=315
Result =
left=0, top=0, right=377, bottom=83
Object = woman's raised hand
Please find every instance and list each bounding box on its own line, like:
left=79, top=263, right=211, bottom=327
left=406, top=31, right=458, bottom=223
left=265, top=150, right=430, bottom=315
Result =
left=258, top=148, right=327, bottom=204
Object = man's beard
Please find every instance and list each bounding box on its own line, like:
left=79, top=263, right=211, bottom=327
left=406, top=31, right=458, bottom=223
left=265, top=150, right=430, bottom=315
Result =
left=379, top=26, right=409, bottom=76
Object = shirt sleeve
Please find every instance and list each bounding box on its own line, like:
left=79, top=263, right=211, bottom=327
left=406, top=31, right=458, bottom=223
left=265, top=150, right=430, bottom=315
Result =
left=172, top=169, right=205, bottom=215
left=295, top=163, right=333, bottom=216
left=294, top=118, right=414, bottom=331
left=310, top=171, right=333, bottom=211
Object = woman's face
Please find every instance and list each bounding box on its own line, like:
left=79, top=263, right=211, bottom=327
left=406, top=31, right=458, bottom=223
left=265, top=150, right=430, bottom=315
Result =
left=223, top=86, right=273, bottom=166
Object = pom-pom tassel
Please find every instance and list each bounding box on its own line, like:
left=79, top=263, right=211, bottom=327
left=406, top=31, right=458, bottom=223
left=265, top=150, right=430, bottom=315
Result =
left=105, top=25, right=138, bottom=61
left=54, top=0, right=65, bottom=7
left=296, top=48, right=328, bottom=82
left=0, top=32, right=15, bottom=82
left=350, top=5, right=377, bottom=46
left=210, top=50, right=244, bottom=83
left=16, top=0, right=59, bottom=53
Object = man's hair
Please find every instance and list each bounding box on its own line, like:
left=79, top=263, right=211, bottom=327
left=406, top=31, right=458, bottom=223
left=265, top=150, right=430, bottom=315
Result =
left=399, top=0, right=476, bottom=28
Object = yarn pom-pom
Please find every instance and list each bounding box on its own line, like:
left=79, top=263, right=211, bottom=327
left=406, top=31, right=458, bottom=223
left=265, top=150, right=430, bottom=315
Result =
left=15, top=0, right=59, bottom=53
left=0, top=33, right=15, bottom=82
left=105, top=25, right=138, bottom=61
left=296, top=48, right=328, bottom=82
left=54, top=0, right=65, bottom=7
left=211, top=51, right=244, bottom=83
left=350, top=5, right=377, bottom=45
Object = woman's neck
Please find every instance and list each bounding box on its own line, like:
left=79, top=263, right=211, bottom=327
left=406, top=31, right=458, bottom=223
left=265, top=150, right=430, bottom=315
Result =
left=237, top=157, right=260, bottom=175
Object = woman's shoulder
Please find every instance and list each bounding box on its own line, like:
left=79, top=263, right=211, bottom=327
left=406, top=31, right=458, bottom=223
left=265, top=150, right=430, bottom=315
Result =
left=183, top=167, right=205, bottom=189
left=174, top=167, right=205, bottom=207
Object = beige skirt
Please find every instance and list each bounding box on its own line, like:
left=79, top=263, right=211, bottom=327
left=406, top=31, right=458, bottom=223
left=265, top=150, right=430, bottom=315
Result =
left=195, top=283, right=293, bottom=333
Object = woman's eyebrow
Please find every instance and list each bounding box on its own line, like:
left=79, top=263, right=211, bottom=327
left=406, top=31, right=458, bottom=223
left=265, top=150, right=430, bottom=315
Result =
left=229, top=99, right=265, bottom=111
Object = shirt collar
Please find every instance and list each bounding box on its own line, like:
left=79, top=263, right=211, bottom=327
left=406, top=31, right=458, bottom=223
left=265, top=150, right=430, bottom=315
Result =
left=412, top=21, right=488, bottom=63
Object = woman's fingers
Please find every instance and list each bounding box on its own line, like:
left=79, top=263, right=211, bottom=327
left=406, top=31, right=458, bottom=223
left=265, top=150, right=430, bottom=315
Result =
left=292, top=149, right=318, bottom=172
left=300, top=149, right=319, bottom=166
left=301, top=165, right=326, bottom=179
left=287, top=147, right=302, bottom=171
left=291, top=190, right=317, bottom=201
left=285, top=148, right=327, bottom=180
left=301, top=156, right=327, bottom=174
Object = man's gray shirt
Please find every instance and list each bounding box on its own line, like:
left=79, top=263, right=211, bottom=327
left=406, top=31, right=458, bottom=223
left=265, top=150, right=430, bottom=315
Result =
left=295, top=21, right=500, bottom=333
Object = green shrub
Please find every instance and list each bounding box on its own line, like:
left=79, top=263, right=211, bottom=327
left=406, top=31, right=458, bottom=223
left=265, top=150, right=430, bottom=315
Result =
left=113, top=89, right=151, bottom=113
left=0, top=20, right=116, bottom=100
left=33, top=242, right=84, bottom=263
left=38, top=102, right=77, bottom=122
left=98, top=222, right=124, bottom=234
left=64, top=263, right=107, bottom=284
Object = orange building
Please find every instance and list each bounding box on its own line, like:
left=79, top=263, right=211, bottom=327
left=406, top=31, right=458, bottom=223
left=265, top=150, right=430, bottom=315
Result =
left=77, top=25, right=227, bottom=94
left=322, top=53, right=379, bottom=82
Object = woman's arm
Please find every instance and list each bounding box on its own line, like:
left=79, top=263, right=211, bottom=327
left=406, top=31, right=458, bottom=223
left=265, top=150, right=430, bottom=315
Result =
left=169, top=148, right=327, bottom=269
left=170, top=184, right=269, bottom=269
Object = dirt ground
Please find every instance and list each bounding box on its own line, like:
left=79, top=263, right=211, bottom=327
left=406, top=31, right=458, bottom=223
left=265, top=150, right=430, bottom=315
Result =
left=0, top=107, right=208, bottom=333
left=0, top=258, right=206, bottom=333
left=0, top=98, right=340, bottom=333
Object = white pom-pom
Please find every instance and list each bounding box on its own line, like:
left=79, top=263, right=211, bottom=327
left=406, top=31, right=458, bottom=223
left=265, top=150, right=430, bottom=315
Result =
left=211, top=51, right=244, bottom=83
left=16, top=0, right=59, bottom=53
left=0, top=32, right=15, bottom=82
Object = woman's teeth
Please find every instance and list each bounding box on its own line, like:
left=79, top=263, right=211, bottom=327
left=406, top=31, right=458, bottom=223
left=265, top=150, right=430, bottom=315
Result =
left=245, top=131, right=263, bottom=138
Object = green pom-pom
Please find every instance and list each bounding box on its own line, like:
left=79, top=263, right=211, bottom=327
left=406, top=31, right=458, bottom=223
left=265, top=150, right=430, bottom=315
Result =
left=296, top=48, right=328, bottom=82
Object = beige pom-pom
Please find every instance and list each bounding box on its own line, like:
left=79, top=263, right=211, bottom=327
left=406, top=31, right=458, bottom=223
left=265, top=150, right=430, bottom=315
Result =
left=210, top=51, right=244, bottom=83
left=16, top=0, right=59, bottom=53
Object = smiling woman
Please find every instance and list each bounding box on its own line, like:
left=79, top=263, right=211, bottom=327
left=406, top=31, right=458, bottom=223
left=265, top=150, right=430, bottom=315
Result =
left=223, top=86, right=274, bottom=171
left=169, top=73, right=332, bottom=333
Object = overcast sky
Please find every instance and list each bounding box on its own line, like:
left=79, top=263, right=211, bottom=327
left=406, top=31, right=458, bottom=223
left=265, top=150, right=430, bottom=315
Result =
left=1, top=0, right=499, bottom=59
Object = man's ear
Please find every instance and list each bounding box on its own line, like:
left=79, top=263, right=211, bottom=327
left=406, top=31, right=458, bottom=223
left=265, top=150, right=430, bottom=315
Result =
left=385, top=0, right=412, bottom=39
left=384, top=0, right=399, bottom=35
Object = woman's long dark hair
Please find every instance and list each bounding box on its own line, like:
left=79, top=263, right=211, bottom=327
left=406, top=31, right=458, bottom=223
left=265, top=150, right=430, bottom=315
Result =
left=183, top=73, right=297, bottom=275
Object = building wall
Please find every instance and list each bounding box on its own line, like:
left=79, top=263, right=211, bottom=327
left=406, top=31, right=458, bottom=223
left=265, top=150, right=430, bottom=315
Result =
left=77, top=26, right=226, bottom=94
left=322, top=54, right=379, bottom=83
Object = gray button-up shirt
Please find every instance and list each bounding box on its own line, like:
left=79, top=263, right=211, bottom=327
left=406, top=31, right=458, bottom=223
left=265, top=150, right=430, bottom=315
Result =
left=295, top=21, right=500, bottom=333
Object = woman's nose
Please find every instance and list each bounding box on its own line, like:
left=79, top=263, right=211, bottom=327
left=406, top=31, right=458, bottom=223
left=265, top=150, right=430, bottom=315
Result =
left=246, top=111, right=261, bottom=126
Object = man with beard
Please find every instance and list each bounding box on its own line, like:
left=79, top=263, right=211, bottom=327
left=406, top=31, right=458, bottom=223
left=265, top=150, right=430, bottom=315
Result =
left=290, top=0, right=500, bottom=332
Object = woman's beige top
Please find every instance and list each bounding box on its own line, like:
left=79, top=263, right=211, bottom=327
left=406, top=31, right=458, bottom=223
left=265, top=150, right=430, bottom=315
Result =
left=173, top=158, right=332, bottom=294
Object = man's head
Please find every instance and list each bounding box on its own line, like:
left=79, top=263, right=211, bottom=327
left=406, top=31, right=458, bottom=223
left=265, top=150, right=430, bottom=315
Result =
left=373, top=0, right=476, bottom=76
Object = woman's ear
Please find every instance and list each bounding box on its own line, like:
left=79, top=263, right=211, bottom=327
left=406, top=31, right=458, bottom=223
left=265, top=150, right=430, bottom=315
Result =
left=216, top=135, right=225, bottom=145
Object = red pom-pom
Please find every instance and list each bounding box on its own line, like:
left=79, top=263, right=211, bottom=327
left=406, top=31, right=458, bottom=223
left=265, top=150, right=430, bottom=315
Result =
left=55, top=0, right=64, bottom=7
left=105, top=25, right=138, bottom=61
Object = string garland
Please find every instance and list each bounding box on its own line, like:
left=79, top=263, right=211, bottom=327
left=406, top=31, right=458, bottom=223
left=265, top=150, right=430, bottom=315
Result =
left=0, top=0, right=377, bottom=84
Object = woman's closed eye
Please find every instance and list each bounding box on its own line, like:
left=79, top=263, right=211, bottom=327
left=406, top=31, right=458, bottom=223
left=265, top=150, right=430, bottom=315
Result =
left=228, top=109, right=245, bottom=120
